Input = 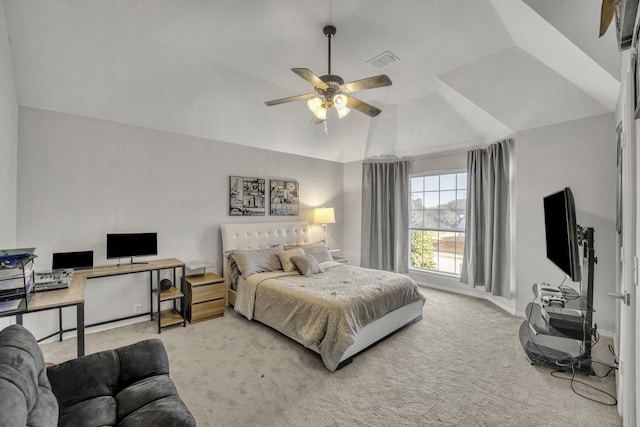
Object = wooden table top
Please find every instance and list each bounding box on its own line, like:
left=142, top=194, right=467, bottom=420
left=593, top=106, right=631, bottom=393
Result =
left=27, top=258, right=185, bottom=311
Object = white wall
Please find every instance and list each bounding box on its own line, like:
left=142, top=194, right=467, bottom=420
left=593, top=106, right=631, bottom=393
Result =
left=0, top=2, right=17, bottom=330
left=16, top=106, right=344, bottom=339
left=342, top=161, right=362, bottom=266
left=515, top=113, right=617, bottom=332
left=0, top=2, right=17, bottom=248
left=342, top=114, right=617, bottom=332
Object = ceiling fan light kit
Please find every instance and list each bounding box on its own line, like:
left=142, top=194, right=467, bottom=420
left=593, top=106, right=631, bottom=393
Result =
left=265, top=25, right=392, bottom=125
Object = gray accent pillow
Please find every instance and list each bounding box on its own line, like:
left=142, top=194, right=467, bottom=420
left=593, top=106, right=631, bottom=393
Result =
left=231, top=245, right=284, bottom=278
left=284, top=241, right=332, bottom=263
left=277, top=248, right=306, bottom=272
left=224, top=250, right=242, bottom=287
left=291, top=255, right=325, bottom=276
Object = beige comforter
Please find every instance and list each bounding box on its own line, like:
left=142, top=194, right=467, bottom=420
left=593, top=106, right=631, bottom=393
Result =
left=234, top=262, right=425, bottom=371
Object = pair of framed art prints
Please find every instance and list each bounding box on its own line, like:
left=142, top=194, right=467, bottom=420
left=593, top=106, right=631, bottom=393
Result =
left=229, top=176, right=299, bottom=217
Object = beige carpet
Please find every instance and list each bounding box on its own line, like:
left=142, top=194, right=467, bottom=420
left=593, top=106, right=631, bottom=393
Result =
left=40, top=287, right=621, bottom=427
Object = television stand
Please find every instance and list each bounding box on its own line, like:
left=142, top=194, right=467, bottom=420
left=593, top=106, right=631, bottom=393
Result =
left=519, top=226, right=596, bottom=375
left=519, top=302, right=593, bottom=374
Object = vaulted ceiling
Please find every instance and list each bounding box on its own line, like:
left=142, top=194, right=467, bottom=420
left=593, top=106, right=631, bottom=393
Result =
left=2, top=0, right=620, bottom=163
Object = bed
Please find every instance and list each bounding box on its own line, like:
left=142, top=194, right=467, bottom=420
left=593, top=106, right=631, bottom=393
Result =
left=221, top=221, right=425, bottom=371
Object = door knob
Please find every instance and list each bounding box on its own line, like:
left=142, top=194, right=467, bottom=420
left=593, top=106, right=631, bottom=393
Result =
left=608, top=292, right=631, bottom=306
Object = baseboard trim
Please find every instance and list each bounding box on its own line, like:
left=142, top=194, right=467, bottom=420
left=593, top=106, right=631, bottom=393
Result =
left=414, top=277, right=516, bottom=315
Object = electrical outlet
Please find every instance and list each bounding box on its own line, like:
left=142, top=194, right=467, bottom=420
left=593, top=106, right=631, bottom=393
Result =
left=134, top=304, right=141, bottom=314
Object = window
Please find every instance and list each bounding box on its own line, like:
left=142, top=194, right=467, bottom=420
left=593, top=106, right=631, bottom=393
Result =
left=410, top=172, right=467, bottom=275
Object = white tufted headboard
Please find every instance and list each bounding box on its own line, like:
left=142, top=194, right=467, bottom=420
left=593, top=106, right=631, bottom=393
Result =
left=220, top=221, right=312, bottom=290
left=221, top=221, right=311, bottom=252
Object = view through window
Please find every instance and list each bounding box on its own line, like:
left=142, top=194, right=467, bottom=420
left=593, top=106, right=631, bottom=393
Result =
left=410, top=172, right=467, bottom=275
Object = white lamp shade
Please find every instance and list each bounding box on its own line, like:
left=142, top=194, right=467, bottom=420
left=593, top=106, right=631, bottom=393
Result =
left=314, top=207, right=335, bottom=224
left=336, top=106, right=350, bottom=119
left=307, top=97, right=322, bottom=113
left=313, top=107, right=327, bottom=121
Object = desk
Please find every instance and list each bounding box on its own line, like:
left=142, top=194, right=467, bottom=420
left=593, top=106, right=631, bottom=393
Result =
left=17, top=273, right=85, bottom=356
left=15, top=258, right=185, bottom=358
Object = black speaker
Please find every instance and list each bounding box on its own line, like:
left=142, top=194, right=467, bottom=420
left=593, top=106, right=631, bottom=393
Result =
left=159, top=278, right=172, bottom=291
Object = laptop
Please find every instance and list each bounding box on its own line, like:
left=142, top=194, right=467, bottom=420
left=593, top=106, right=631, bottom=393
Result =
left=52, top=251, right=93, bottom=271
left=34, top=251, right=94, bottom=292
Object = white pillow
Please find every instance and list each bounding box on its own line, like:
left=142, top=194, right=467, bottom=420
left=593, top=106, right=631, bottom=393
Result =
left=231, top=245, right=284, bottom=278
left=277, top=248, right=306, bottom=272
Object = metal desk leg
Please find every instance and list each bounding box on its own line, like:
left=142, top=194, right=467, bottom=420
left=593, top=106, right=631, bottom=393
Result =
left=182, top=266, right=186, bottom=327
left=77, top=302, right=85, bottom=357
left=157, top=270, right=161, bottom=334
left=149, top=271, right=153, bottom=320
left=16, top=313, right=23, bottom=325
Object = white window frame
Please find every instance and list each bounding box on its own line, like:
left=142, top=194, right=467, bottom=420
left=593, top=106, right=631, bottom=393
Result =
left=409, top=170, right=467, bottom=276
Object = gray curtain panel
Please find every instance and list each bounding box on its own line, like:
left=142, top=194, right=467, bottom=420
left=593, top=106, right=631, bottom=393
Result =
left=460, top=138, right=513, bottom=297
left=361, top=159, right=410, bottom=273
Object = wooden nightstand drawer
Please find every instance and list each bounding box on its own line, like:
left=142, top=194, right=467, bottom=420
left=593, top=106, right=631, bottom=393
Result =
left=185, top=272, right=225, bottom=323
left=185, top=273, right=223, bottom=287
left=192, top=283, right=225, bottom=303
left=190, top=299, right=225, bottom=322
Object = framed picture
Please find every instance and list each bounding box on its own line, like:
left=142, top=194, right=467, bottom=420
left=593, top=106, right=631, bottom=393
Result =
left=229, top=176, right=265, bottom=216
left=270, top=180, right=299, bottom=216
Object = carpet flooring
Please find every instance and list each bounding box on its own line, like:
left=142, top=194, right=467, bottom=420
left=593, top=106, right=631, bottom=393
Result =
left=40, top=287, right=622, bottom=426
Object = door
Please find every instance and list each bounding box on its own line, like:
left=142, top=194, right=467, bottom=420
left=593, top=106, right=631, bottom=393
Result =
left=616, top=62, right=637, bottom=426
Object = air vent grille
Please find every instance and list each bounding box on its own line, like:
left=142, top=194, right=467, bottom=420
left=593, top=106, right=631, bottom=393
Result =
left=367, top=51, right=399, bottom=68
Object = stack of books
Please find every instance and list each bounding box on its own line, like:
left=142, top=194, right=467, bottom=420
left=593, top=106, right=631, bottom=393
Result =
left=0, top=248, right=36, bottom=314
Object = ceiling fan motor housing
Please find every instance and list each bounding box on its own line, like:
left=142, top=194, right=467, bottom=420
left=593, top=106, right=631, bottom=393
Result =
left=320, top=75, right=344, bottom=85
left=317, top=75, right=344, bottom=107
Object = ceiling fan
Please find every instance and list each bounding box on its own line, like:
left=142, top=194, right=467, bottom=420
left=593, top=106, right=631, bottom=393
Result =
left=265, top=25, right=392, bottom=123
left=599, top=0, right=621, bottom=37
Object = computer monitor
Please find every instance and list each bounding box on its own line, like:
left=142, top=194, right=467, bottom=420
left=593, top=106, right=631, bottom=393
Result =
left=106, top=233, right=157, bottom=260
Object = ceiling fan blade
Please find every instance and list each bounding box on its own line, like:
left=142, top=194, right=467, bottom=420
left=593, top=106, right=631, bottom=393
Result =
left=291, top=68, right=329, bottom=90
left=265, top=93, right=316, bottom=106
left=346, top=96, right=382, bottom=117
left=340, top=75, right=392, bottom=93
left=599, top=0, right=620, bottom=37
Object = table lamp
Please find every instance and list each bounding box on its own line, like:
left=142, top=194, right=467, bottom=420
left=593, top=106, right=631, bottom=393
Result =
left=313, top=207, right=335, bottom=247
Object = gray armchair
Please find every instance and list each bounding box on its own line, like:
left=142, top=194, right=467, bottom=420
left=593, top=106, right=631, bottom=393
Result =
left=0, top=324, right=58, bottom=426
left=0, top=324, right=195, bottom=427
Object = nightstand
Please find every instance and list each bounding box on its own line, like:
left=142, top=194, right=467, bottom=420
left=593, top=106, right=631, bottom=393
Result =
left=184, top=273, right=225, bottom=323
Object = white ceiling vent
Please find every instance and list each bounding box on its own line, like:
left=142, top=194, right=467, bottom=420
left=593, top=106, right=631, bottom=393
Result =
left=367, top=51, right=399, bottom=68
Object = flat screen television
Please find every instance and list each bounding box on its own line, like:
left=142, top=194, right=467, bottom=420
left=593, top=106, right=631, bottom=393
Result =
left=106, top=233, right=157, bottom=263
left=543, top=188, right=581, bottom=282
